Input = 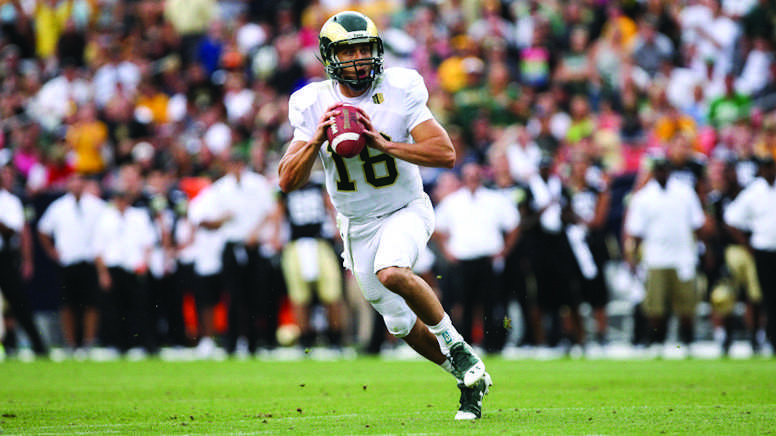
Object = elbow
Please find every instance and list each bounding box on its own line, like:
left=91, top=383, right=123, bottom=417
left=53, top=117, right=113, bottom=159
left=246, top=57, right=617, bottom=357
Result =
left=278, top=173, right=298, bottom=193
left=278, top=178, right=293, bottom=194
left=440, top=149, right=456, bottom=169
left=277, top=165, right=295, bottom=193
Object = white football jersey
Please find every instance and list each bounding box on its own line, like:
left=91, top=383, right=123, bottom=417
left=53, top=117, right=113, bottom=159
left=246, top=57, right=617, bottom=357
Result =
left=289, top=67, right=434, bottom=220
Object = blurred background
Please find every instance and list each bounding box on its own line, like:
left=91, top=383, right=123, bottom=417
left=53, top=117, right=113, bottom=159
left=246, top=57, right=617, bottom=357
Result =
left=1, top=0, right=775, bottom=362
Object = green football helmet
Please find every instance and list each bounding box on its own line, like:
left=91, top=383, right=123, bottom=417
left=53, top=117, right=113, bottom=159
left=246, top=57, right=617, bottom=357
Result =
left=319, top=11, right=384, bottom=91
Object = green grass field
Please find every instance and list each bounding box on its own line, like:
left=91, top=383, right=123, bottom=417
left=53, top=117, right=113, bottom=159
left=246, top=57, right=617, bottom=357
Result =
left=1, top=356, right=775, bottom=435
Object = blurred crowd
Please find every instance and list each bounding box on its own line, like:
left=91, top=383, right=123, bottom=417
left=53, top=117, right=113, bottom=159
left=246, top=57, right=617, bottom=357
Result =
left=1, top=0, right=776, bottom=361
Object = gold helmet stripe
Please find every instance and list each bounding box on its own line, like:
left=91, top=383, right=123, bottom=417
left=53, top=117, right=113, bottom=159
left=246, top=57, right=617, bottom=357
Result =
left=321, top=22, right=349, bottom=46
left=321, top=19, right=379, bottom=45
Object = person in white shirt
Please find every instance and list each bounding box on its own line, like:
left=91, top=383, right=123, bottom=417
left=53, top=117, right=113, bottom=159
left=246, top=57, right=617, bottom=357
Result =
left=93, top=188, right=156, bottom=355
left=91, top=47, right=141, bottom=109
left=30, top=59, right=93, bottom=131
left=724, top=156, right=776, bottom=352
left=185, top=183, right=227, bottom=358
left=0, top=165, right=48, bottom=356
left=278, top=11, right=490, bottom=420
left=504, top=124, right=542, bottom=184
left=434, top=163, right=520, bottom=354
left=197, top=151, right=275, bottom=355
left=625, top=157, right=706, bottom=352
left=38, top=172, right=106, bottom=354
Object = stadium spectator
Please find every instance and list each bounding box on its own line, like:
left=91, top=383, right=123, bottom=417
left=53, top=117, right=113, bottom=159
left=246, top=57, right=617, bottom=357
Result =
left=64, top=103, right=108, bottom=176
left=0, top=162, right=48, bottom=357
left=503, top=124, right=541, bottom=184
left=56, top=18, right=86, bottom=68
left=37, top=172, right=105, bottom=357
left=278, top=173, right=345, bottom=351
left=564, top=151, right=612, bottom=348
left=145, top=168, right=187, bottom=349
left=625, top=156, right=706, bottom=356
left=724, top=156, right=776, bottom=354
left=93, top=179, right=156, bottom=357
left=631, top=14, right=674, bottom=78
left=552, top=26, right=594, bottom=99
left=434, top=162, right=520, bottom=353
left=33, top=0, right=75, bottom=61
left=707, top=158, right=762, bottom=355
left=488, top=150, right=538, bottom=349
left=185, top=179, right=227, bottom=359
left=199, top=150, right=276, bottom=356
left=735, top=37, right=772, bottom=97
left=526, top=154, right=578, bottom=349
left=91, top=46, right=141, bottom=109
left=708, top=73, right=752, bottom=130
left=163, top=0, right=218, bottom=67
left=30, top=57, right=92, bottom=131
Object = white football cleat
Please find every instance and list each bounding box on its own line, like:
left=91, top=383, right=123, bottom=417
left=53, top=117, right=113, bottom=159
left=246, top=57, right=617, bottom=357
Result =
left=455, top=372, right=492, bottom=420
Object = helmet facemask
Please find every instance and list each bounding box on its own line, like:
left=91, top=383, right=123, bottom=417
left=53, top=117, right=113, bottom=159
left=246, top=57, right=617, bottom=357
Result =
left=326, top=39, right=383, bottom=91
left=319, top=11, right=384, bottom=92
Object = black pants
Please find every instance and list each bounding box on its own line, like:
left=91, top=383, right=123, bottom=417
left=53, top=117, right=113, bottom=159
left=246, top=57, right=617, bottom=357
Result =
left=222, top=242, right=279, bottom=353
left=148, top=272, right=187, bottom=347
left=100, top=268, right=154, bottom=352
left=60, top=262, right=100, bottom=347
left=453, top=256, right=504, bottom=352
left=503, top=247, right=536, bottom=346
left=753, top=249, right=776, bottom=349
left=60, top=261, right=100, bottom=307
left=533, top=230, right=575, bottom=346
left=0, top=250, right=47, bottom=354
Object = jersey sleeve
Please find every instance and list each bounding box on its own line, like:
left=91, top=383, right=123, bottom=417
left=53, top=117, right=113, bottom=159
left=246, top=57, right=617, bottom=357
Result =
left=724, top=188, right=752, bottom=231
left=434, top=197, right=452, bottom=233
left=498, top=195, right=520, bottom=231
left=187, top=187, right=216, bottom=226
left=1, top=194, right=25, bottom=233
left=687, top=189, right=705, bottom=230
left=139, top=211, right=157, bottom=248
left=92, top=212, right=111, bottom=258
left=624, top=192, right=646, bottom=237
left=288, top=85, right=317, bottom=144
left=37, top=202, right=57, bottom=235
left=402, top=69, right=435, bottom=132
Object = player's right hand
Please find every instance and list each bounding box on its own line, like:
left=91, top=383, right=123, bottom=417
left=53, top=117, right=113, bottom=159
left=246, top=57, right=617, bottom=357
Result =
left=312, top=103, right=345, bottom=146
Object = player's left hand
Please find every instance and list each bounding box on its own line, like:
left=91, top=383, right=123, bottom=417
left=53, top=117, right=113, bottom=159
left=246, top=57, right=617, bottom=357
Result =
left=349, top=106, right=390, bottom=152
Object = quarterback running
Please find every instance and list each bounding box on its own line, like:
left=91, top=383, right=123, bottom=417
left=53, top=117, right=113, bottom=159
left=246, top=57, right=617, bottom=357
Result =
left=278, top=11, right=491, bottom=420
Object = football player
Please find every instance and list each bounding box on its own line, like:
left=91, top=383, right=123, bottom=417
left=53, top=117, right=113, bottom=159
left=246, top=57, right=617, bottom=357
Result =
left=278, top=11, right=491, bottom=420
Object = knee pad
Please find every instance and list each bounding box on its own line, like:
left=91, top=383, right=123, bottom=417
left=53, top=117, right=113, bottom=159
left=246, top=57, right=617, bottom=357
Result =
left=352, top=262, right=418, bottom=338
left=381, top=308, right=417, bottom=338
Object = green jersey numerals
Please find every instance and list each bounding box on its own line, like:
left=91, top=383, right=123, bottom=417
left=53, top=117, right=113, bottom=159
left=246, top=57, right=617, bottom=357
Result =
left=327, top=136, right=398, bottom=191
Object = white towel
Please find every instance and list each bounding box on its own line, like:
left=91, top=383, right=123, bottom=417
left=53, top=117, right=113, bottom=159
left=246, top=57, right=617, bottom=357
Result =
left=530, top=175, right=562, bottom=233
left=566, top=224, right=598, bottom=279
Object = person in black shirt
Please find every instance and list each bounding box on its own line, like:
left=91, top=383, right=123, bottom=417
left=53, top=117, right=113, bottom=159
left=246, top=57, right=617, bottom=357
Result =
left=565, top=153, right=612, bottom=347
left=278, top=175, right=345, bottom=350
left=490, top=152, right=537, bottom=348
left=708, top=160, right=763, bottom=354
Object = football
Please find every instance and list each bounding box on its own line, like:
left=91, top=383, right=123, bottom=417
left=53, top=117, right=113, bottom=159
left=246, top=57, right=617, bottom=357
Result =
left=327, top=104, right=366, bottom=158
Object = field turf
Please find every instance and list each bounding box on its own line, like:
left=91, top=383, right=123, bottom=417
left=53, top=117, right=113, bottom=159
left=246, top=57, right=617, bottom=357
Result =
left=1, top=356, right=774, bottom=435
